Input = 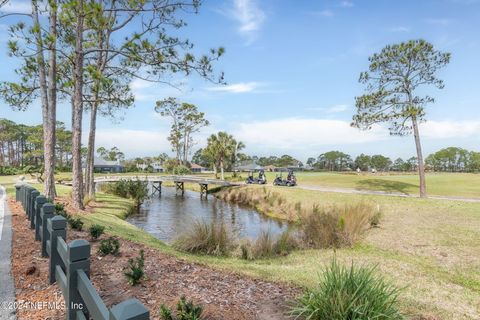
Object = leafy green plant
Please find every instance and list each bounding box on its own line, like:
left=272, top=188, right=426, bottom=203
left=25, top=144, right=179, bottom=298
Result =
left=88, top=224, right=105, bottom=240
left=173, top=219, right=235, bottom=256
left=69, top=217, right=84, bottom=231
left=124, top=250, right=145, bottom=286
left=290, top=258, right=404, bottom=320
left=105, top=179, right=149, bottom=213
left=54, top=202, right=70, bottom=219
left=159, top=296, right=204, bottom=320
left=98, top=237, right=120, bottom=256
left=172, top=165, right=191, bottom=175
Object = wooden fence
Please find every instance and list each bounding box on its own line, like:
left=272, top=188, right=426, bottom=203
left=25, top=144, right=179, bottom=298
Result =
left=15, top=184, right=150, bottom=320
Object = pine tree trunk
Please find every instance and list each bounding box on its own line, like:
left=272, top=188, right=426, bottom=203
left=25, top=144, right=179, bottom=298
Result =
left=412, top=117, right=427, bottom=198
left=85, top=103, right=98, bottom=198
left=44, top=0, right=58, bottom=200
left=32, top=0, right=57, bottom=199
left=71, top=0, right=85, bottom=209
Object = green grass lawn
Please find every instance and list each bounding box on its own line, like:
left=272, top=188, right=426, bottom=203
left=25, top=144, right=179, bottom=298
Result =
left=258, top=171, right=480, bottom=199
left=2, top=173, right=480, bottom=318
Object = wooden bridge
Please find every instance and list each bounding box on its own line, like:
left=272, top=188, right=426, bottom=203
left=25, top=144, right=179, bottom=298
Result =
left=92, top=175, right=237, bottom=197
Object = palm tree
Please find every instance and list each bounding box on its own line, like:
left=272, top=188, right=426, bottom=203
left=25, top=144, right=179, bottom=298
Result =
left=204, top=132, right=241, bottom=180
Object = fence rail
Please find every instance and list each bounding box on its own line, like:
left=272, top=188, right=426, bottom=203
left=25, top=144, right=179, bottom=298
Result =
left=15, top=184, right=150, bottom=320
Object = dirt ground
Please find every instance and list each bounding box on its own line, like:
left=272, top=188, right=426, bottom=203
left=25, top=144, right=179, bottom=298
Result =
left=9, top=198, right=298, bottom=320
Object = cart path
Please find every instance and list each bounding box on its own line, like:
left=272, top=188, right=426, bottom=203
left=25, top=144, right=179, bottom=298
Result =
left=0, top=185, right=16, bottom=319
left=296, top=184, right=480, bottom=203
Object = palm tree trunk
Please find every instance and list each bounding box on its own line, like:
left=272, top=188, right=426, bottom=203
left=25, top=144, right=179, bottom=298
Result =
left=412, top=116, right=427, bottom=198
left=220, top=159, right=224, bottom=180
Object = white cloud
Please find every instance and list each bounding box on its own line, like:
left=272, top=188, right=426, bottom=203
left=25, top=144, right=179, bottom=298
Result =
left=228, top=0, right=265, bottom=43
left=340, top=1, right=354, bottom=8
left=425, top=18, right=452, bottom=26
left=390, top=26, right=410, bottom=33
left=93, top=129, right=171, bottom=156
left=206, top=82, right=263, bottom=93
left=421, top=120, right=480, bottom=139
left=233, top=118, right=389, bottom=151
left=0, top=0, right=31, bottom=14
left=307, top=104, right=350, bottom=113
left=313, top=9, right=334, bottom=17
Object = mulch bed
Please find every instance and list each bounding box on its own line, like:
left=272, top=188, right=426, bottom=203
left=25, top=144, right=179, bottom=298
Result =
left=9, top=198, right=299, bottom=320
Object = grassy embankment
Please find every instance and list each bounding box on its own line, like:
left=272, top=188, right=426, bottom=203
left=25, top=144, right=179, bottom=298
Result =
left=1, top=173, right=480, bottom=318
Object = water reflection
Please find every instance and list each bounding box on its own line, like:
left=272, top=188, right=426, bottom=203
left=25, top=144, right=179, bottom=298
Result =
left=126, top=186, right=289, bottom=243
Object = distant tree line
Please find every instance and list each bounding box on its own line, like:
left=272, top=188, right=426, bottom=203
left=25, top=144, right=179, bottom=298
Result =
left=305, top=148, right=479, bottom=173
left=0, top=119, right=72, bottom=174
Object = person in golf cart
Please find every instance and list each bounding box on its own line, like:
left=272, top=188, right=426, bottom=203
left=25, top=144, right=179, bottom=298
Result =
left=258, top=169, right=266, bottom=184
left=286, top=169, right=296, bottom=185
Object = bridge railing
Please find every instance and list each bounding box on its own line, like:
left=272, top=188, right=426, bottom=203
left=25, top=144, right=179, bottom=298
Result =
left=15, top=184, right=150, bottom=320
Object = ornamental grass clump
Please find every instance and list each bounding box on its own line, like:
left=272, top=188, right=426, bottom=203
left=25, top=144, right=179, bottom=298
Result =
left=291, top=258, right=404, bottom=320
left=173, top=219, right=235, bottom=256
left=298, top=202, right=381, bottom=248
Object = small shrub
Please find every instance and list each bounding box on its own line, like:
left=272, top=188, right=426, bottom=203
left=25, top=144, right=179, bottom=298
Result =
left=290, top=258, right=404, bottom=320
left=88, top=224, right=105, bottom=240
left=172, top=165, right=191, bottom=175
left=124, top=250, right=145, bottom=286
left=369, top=208, right=383, bottom=227
left=98, top=237, right=120, bottom=256
left=239, top=230, right=298, bottom=260
left=252, top=230, right=275, bottom=258
left=274, top=230, right=298, bottom=255
left=105, top=179, right=149, bottom=213
left=159, top=296, right=204, bottom=320
left=173, top=220, right=235, bottom=256
left=298, top=202, right=378, bottom=248
left=69, top=217, right=84, bottom=231
left=54, top=202, right=70, bottom=219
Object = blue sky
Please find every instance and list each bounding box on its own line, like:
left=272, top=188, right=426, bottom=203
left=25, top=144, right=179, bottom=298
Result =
left=0, top=0, right=479, bottom=162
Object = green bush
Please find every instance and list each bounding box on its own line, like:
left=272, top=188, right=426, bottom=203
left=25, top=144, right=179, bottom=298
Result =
left=159, top=296, right=204, bottom=320
left=105, top=179, right=149, bottom=213
left=290, top=258, right=403, bottom=320
left=54, top=203, right=70, bottom=219
left=173, top=220, right=235, bottom=256
left=172, top=165, right=191, bottom=175
left=69, top=217, right=84, bottom=231
left=124, top=250, right=145, bottom=286
left=88, top=224, right=105, bottom=240
left=98, top=237, right=120, bottom=256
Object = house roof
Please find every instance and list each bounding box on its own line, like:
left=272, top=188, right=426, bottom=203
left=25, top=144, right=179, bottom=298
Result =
left=191, top=163, right=205, bottom=169
left=94, top=157, right=123, bottom=167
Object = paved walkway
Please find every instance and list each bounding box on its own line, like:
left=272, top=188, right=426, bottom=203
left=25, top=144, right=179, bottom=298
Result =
left=0, top=185, right=16, bottom=320
left=297, top=184, right=480, bottom=203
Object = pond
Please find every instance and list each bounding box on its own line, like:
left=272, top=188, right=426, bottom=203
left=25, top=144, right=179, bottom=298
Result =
left=125, top=186, right=290, bottom=244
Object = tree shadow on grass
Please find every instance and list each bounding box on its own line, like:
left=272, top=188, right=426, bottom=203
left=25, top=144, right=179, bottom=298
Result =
left=355, top=179, right=418, bottom=195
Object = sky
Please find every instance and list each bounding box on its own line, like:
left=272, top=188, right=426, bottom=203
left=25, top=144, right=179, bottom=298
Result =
left=0, top=0, right=479, bottom=162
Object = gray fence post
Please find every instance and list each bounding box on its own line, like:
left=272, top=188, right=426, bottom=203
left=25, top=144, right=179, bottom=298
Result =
left=66, top=239, right=90, bottom=320
left=25, top=187, right=34, bottom=218
left=48, top=216, right=67, bottom=284
left=15, top=184, right=21, bottom=201
left=41, top=203, right=55, bottom=257
left=30, top=190, right=40, bottom=229
left=35, top=196, right=47, bottom=241
left=109, top=299, right=150, bottom=320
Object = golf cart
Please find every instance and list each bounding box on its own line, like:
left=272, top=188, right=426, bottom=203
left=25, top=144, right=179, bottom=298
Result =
left=273, top=169, right=297, bottom=187
left=245, top=170, right=267, bottom=185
